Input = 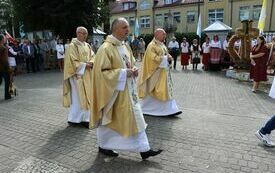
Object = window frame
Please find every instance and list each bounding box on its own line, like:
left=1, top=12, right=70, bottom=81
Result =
left=140, top=15, right=151, bottom=28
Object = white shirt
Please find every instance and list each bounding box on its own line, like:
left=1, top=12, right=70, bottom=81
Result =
left=210, top=40, right=222, bottom=48
left=168, top=41, right=179, bottom=49
left=8, top=46, right=18, bottom=56
left=27, top=45, right=31, bottom=54
left=223, top=40, right=228, bottom=50
left=180, top=42, right=189, bottom=53
left=202, top=42, right=210, bottom=53
left=251, top=39, right=257, bottom=48
left=234, top=40, right=241, bottom=48
left=56, top=44, right=65, bottom=59
left=65, top=44, right=70, bottom=50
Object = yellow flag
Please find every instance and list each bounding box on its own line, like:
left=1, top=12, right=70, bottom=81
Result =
left=258, top=0, right=267, bottom=33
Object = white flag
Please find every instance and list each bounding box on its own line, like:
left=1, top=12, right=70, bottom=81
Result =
left=196, top=14, right=201, bottom=38
left=258, top=0, right=267, bottom=34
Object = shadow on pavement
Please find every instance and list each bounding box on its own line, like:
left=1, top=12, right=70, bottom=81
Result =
left=80, top=153, right=162, bottom=173
left=37, top=125, right=90, bottom=159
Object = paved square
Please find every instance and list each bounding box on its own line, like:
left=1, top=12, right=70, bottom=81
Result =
left=0, top=67, right=274, bottom=173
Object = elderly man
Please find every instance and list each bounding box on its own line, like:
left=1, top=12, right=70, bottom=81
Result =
left=90, top=18, right=162, bottom=160
left=168, top=36, right=179, bottom=70
left=63, top=26, right=94, bottom=127
left=137, top=28, right=182, bottom=117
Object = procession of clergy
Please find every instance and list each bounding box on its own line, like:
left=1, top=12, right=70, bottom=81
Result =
left=63, top=17, right=182, bottom=160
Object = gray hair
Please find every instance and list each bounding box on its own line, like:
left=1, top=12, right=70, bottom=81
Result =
left=154, top=28, right=165, bottom=36
left=111, top=18, right=128, bottom=32
left=76, top=26, right=88, bottom=33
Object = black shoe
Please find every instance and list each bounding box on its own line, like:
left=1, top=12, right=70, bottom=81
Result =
left=5, top=96, right=11, bottom=100
left=140, top=149, right=163, bottom=160
left=67, top=121, right=80, bottom=126
left=168, top=111, right=182, bottom=117
left=81, top=122, right=89, bottom=128
left=98, top=147, right=119, bottom=157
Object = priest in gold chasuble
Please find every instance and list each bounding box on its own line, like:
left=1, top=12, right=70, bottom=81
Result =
left=63, top=27, right=94, bottom=126
left=137, top=28, right=182, bottom=117
left=90, top=18, right=162, bottom=160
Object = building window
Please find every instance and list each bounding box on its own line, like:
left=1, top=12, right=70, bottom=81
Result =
left=140, top=16, right=150, bottom=28
left=239, top=6, right=250, bottom=21
left=164, top=13, right=168, bottom=21
left=208, top=9, right=224, bottom=24
left=123, top=2, right=136, bottom=11
left=164, top=0, right=176, bottom=5
left=129, top=17, right=135, bottom=26
left=173, top=12, right=181, bottom=23
left=155, top=14, right=163, bottom=26
left=140, top=0, right=151, bottom=10
left=253, top=5, right=262, bottom=20
left=187, top=11, right=195, bottom=23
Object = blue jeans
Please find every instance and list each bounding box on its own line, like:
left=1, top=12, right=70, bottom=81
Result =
left=260, top=115, right=275, bottom=135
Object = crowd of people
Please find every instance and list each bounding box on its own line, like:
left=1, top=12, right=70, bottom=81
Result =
left=130, top=37, right=146, bottom=62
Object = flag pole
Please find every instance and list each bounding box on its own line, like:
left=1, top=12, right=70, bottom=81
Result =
left=198, top=0, right=201, bottom=45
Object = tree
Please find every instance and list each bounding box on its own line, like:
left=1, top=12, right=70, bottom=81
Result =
left=0, top=0, right=13, bottom=33
left=11, top=0, right=114, bottom=38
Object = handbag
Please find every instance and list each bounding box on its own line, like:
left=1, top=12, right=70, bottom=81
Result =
left=192, top=53, right=200, bottom=63
left=9, top=82, right=17, bottom=96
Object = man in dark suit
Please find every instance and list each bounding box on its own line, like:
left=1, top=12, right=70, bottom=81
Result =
left=22, top=39, right=35, bottom=73
left=0, top=34, right=11, bottom=100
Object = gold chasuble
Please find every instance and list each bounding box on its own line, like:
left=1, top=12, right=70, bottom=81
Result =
left=63, top=38, right=94, bottom=110
left=90, top=35, right=147, bottom=137
left=137, top=38, right=173, bottom=101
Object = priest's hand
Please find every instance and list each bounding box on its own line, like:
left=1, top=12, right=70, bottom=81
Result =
left=168, top=54, right=173, bottom=64
left=132, top=67, right=139, bottom=77
left=126, top=69, right=133, bottom=77
left=86, top=62, right=93, bottom=69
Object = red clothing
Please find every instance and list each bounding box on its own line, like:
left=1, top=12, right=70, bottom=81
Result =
left=210, top=47, right=221, bottom=64
left=250, top=45, right=268, bottom=82
left=202, top=53, right=210, bottom=66
left=181, top=53, right=189, bottom=65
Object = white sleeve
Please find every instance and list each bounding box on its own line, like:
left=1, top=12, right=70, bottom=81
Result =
left=176, top=42, right=179, bottom=48
left=56, top=45, right=59, bottom=52
left=159, top=56, right=168, bottom=68
left=76, top=62, right=86, bottom=76
left=9, top=47, right=17, bottom=56
left=116, top=69, right=127, bottom=91
left=168, top=42, right=172, bottom=48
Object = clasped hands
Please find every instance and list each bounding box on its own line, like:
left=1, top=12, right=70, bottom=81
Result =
left=126, top=67, right=139, bottom=77
left=86, top=62, right=93, bottom=69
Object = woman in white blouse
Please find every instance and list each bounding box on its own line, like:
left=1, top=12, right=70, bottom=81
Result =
left=209, top=35, right=222, bottom=71
left=202, top=37, right=210, bottom=70
left=56, top=39, right=65, bottom=72
left=180, top=37, right=190, bottom=70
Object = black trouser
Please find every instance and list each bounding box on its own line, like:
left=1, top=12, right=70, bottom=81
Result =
left=26, top=58, right=36, bottom=72
left=0, top=72, right=11, bottom=99
left=193, top=63, right=198, bottom=70
left=173, top=55, right=177, bottom=69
